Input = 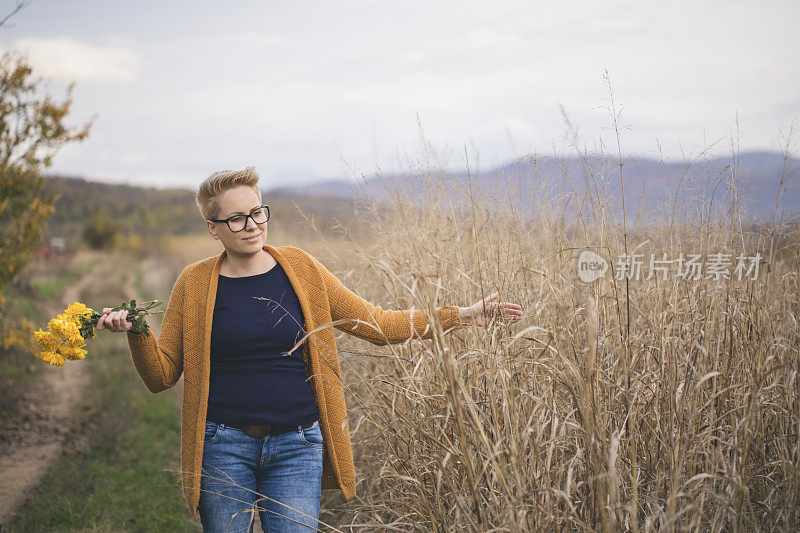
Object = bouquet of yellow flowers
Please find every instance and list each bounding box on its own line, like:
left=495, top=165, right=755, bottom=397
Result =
left=33, top=299, right=163, bottom=367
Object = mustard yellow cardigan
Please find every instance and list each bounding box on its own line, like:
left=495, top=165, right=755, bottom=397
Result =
left=126, top=244, right=462, bottom=521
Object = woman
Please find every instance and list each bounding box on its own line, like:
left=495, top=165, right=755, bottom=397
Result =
left=97, top=167, right=522, bottom=532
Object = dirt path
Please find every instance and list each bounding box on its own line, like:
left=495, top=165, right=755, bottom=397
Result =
left=0, top=252, right=160, bottom=527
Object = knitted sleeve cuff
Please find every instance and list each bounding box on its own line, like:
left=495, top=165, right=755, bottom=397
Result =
left=438, top=306, right=463, bottom=331
left=126, top=329, right=154, bottom=351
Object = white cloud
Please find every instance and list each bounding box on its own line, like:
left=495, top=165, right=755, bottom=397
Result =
left=120, top=151, right=146, bottom=165
left=7, top=37, right=141, bottom=83
left=234, top=31, right=286, bottom=48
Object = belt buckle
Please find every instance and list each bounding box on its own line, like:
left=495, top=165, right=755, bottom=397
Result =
left=242, top=424, right=270, bottom=438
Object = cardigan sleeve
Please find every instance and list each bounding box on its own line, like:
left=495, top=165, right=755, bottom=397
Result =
left=125, top=268, right=186, bottom=393
left=307, top=252, right=462, bottom=346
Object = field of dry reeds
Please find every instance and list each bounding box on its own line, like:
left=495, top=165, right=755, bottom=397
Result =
left=312, top=135, right=799, bottom=531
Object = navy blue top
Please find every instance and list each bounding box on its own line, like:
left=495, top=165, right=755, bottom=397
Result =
left=206, top=262, right=319, bottom=426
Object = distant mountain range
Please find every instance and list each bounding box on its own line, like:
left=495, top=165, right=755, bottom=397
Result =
left=265, top=151, right=799, bottom=226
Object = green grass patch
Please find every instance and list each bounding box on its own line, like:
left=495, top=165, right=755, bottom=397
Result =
left=7, top=333, right=200, bottom=532
left=5, top=293, right=40, bottom=322
left=30, top=270, right=79, bottom=301
left=0, top=282, right=48, bottom=422
left=0, top=345, right=40, bottom=425
left=0, top=253, right=94, bottom=421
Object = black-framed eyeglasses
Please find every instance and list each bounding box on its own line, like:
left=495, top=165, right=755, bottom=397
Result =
left=208, top=205, right=270, bottom=232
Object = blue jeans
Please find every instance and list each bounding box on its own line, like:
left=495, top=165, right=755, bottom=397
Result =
left=198, top=420, right=324, bottom=532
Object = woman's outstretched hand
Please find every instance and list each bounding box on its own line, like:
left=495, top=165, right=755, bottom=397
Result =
left=459, top=292, right=523, bottom=326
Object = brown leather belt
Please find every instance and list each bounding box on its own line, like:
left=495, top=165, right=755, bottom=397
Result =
left=232, top=421, right=314, bottom=439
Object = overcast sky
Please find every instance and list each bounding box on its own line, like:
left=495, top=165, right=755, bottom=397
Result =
left=1, top=0, right=797, bottom=190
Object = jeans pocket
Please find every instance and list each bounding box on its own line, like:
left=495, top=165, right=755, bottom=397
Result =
left=204, top=421, right=222, bottom=445
left=298, top=420, right=323, bottom=447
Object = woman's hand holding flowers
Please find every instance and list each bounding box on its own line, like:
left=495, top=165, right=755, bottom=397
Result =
left=34, top=299, right=163, bottom=366
left=97, top=307, right=136, bottom=333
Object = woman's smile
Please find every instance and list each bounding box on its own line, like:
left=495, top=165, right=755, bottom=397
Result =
left=243, top=233, right=261, bottom=243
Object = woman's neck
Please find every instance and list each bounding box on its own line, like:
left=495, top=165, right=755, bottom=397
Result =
left=220, top=248, right=277, bottom=277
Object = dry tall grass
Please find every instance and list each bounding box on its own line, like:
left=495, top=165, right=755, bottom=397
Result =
left=315, top=134, right=799, bottom=531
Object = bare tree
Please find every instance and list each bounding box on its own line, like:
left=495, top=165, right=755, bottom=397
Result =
left=0, top=1, right=30, bottom=28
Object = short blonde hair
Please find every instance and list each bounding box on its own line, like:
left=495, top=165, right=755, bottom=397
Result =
left=195, top=166, right=262, bottom=220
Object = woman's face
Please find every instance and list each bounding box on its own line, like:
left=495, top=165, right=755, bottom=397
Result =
left=205, top=185, right=267, bottom=253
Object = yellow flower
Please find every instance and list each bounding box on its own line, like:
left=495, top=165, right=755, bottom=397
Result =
left=48, top=317, right=81, bottom=342
left=67, top=335, right=87, bottom=348
left=60, top=312, right=85, bottom=332
left=40, top=350, right=66, bottom=367
left=63, top=302, right=94, bottom=320
left=34, top=329, right=61, bottom=352
left=60, top=345, right=87, bottom=361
